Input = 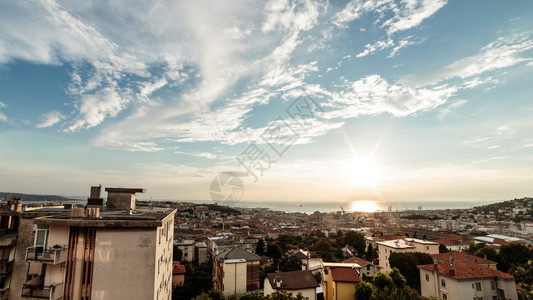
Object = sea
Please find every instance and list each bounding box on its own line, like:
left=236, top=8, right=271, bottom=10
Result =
left=17, top=197, right=502, bottom=214
left=179, top=199, right=501, bottom=214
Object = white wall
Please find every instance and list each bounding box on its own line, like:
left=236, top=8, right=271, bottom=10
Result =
left=222, top=261, right=247, bottom=297
left=91, top=229, right=157, bottom=300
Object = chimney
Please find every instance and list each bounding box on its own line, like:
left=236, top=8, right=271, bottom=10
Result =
left=87, top=185, right=104, bottom=207
left=449, top=257, right=455, bottom=275
left=105, top=188, right=146, bottom=211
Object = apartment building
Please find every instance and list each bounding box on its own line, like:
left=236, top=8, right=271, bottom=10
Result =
left=418, top=261, right=518, bottom=300
left=376, top=238, right=439, bottom=273
left=213, top=247, right=260, bottom=297
left=12, top=186, right=176, bottom=300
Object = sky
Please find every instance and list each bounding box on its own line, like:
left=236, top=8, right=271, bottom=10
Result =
left=0, top=0, right=532, bottom=205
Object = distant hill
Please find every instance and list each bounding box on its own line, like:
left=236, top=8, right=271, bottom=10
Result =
left=0, top=192, right=75, bottom=203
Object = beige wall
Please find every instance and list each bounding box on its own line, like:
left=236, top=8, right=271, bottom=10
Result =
left=91, top=229, right=157, bottom=300
left=222, top=261, right=247, bottom=297
left=8, top=217, right=35, bottom=299
left=48, top=225, right=69, bottom=247
left=412, top=242, right=439, bottom=255
left=154, top=215, right=174, bottom=300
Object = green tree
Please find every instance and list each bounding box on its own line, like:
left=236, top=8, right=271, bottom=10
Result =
left=474, top=247, right=500, bottom=267
left=279, top=254, right=303, bottom=272
left=372, top=272, right=394, bottom=289
left=256, top=239, right=265, bottom=256
left=173, top=246, right=183, bottom=261
left=389, top=268, right=406, bottom=289
left=343, top=231, right=366, bottom=255
left=265, top=290, right=308, bottom=300
left=438, top=244, right=449, bottom=253
left=499, top=242, right=532, bottom=272
left=465, top=242, right=486, bottom=255
left=388, top=252, right=433, bottom=288
left=239, top=291, right=264, bottom=300
left=354, top=281, right=373, bottom=300
left=365, top=244, right=377, bottom=261
left=266, top=243, right=282, bottom=259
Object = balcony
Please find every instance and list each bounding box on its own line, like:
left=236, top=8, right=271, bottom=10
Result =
left=25, top=246, right=68, bottom=264
left=21, top=278, right=63, bottom=300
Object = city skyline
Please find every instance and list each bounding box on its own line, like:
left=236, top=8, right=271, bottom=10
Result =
left=0, top=1, right=532, bottom=204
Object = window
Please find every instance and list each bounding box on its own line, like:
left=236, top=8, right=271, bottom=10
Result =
left=35, top=225, right=49, bottom=248
left=367, top=265, right=370, bottom=271
left=473, top=297, right=483, bottom=300
left=491, top=281, right=495, bottom=290
left=442, top=293, right=447, bottom=299
left=441, top=279, right=446, bottom=287
left=426, top=246, right=429, bottom=250
left=425, top=274, right=430, bottom=281
left=475, top=282, right=482, bottom=291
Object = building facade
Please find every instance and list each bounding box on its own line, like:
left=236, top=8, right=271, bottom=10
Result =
left=418, top=261, right=518, bottom=300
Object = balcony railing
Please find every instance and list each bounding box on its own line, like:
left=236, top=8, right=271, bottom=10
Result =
left=25, top=246, right=68, bottom=264
left=21, top=280, right=64, bottom=300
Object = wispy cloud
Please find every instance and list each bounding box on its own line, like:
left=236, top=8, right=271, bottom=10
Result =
left=323, top=74, right=457, bottom=119
left=0, top=101, right=7, bottom=122
left=437, top=99, right=468, bottom=120
left=402, top=33, right=533, bottom=87
left=334, top=0, right=446, bottom=57
left=36, top=111, right=65, bottom=128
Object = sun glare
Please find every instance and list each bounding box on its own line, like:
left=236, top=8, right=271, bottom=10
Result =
left=348, top=156, right=381, bottom=186
left=349, top=200, right=380, bottom=213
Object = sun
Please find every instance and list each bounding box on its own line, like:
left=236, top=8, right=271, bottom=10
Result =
left=348, top=156, right=381, bottom=186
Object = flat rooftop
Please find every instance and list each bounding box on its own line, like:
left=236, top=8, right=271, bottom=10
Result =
left=31, top=207, right=175, bottom=228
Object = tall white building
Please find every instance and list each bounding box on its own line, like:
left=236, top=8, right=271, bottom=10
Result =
left=376, top=238, right=439, bottom=273
left=18, top=186, right=176, bottom=300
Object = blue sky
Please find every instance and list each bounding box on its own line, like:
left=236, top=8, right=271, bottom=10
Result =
left=0, top=0, right=532, bottom=204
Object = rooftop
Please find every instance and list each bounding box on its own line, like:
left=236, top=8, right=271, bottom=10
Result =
left=433, top=238, right=469, bottom=246
left=267, top=270, right=319, bottom=290
left=343, top=256, right=372, bottom=266
left=431, top=252, right=497, bottom=265
left=32, top=207, right=176, bottom=228
left=173, top=262, right=186, bottom=275
left=215, top=247, right=260, bottom=262
left=418, top=261, right=514, bottom=280
left=330, top=267, right=362, bottom=283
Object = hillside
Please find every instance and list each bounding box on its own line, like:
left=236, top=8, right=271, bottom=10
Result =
left=0, top=192, right=75, bottom=203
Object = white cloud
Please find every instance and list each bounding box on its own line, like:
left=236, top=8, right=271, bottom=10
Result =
left=36, top=111, right=65, bottom=128
left=175, top=151, right=218, bottom=159
left=334, top=0, right=445, bottom=57
left=0, top=101, right=6, bottom=122
left=437, top=99, right=468, bottom=120
left=382, top=0, right=447, bottom=35
left=464, top=125, right=518, bottom=147
left=402, top=34, right=533, bottom=87
left=323, top=74, right=457, bottom=119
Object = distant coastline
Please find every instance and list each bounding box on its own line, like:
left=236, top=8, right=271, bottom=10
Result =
left=0, top=191, right=507, bottom=214
left=169, top=199, right=503, bottom=214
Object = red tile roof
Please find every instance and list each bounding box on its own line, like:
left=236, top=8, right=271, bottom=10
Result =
left=433, top=238, right=468, bottom=246
left=343, top=256, right=371, bottom=266
left=330, top=267, right=362, bottom=283
left=418, top=261, right=513, bottom=280
left=431, top=252, right=497, bottom=265
left=173, top=262, right=186, bottom=275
